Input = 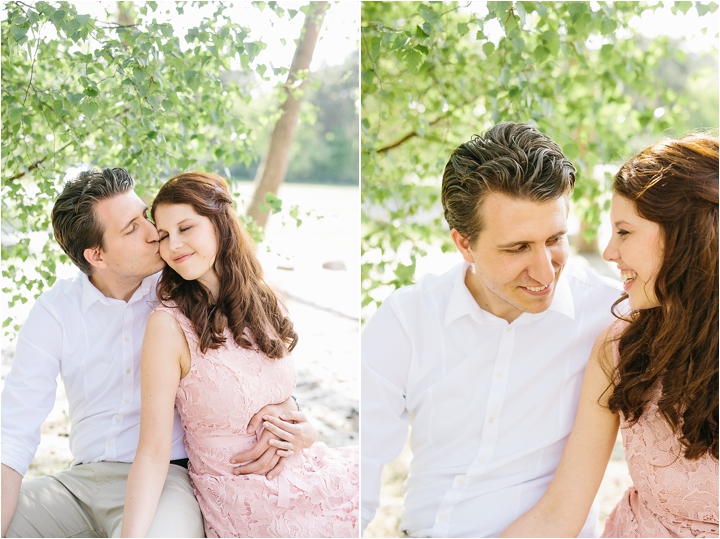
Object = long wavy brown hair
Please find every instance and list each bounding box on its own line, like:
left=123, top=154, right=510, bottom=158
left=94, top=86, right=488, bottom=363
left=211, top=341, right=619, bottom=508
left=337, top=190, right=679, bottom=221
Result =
left=609, top=133, right=718, bottom=460
left=151, top=172, right=297, bottom=358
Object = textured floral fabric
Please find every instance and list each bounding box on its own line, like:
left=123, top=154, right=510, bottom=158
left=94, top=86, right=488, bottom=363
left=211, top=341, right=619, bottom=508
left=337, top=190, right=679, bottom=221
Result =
left=602, top=382, right=719, bottom=538
left=157, top=305, right=359, bottom=538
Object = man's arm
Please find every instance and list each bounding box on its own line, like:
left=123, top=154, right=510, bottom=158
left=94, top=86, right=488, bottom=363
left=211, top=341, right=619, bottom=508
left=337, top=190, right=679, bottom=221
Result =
left=1, top=299, right=63, bottom=535
left=360, top=299, right=413, bottom=535
left=1, top=465, right=22, bottom=537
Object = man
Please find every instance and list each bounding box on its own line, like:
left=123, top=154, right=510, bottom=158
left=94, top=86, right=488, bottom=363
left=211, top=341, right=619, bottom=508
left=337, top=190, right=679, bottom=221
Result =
left=1, top=168, right=309, bottom=537
left=361, top=123, right=623, bottom=537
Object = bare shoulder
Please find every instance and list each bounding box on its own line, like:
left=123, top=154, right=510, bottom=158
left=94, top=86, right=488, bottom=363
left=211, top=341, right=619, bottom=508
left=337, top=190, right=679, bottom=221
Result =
left=144, top=309, right=190, bottom=359
left=591, top=322, right=621, bottom=372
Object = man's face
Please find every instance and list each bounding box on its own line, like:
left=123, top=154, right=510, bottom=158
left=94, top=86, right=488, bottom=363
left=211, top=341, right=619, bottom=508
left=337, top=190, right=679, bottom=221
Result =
left=92, top=190, right=165, bottom=281
left=457, top=192, right=570, bottom=323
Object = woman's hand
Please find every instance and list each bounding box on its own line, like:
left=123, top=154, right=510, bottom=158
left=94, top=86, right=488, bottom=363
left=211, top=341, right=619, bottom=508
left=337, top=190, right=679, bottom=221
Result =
left=230, top=398, right=318, bottom=480
left=263, top=411, right=318, bottom=455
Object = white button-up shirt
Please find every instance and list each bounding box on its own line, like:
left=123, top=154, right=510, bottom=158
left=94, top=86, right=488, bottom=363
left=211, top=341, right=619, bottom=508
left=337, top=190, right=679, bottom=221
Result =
left=2, top=272, right=187, bottom=476
left=361, top=260, right=622, bottom=537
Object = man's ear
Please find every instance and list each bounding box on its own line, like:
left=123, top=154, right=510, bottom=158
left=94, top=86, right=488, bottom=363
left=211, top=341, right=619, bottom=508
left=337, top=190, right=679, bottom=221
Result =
left=83, top=246, right=106, bottom=270
left=450, top=229, right=474, bottom=264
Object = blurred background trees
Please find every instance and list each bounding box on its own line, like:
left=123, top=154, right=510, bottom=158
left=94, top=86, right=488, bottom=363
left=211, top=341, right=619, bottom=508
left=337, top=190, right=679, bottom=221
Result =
left=1, top=0, right=358, bottom=335
left=361, top=1, right=718, bottom=312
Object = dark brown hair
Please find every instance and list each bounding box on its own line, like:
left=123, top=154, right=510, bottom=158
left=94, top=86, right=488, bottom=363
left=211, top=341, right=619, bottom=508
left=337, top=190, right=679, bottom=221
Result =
left=441, top=122, right=576, bottom=244
left=609, top=133, right=719, bottom=460
left=51, top=168, right=135, bottom=274
left=151, top=172, right=297, bottom=358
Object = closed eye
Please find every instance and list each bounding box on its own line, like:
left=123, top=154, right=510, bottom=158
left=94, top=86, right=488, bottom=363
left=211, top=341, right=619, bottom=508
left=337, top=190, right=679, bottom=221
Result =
left=158, top=233, right=168, bottom=242
left=506, top=244, right=528, bottom=254
left=616, top=230, right=629, bottom=237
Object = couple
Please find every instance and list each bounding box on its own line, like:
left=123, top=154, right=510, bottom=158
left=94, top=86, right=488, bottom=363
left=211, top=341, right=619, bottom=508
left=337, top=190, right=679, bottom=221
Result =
left=361, top=122, right=718, bottom=537
left=2, top=169, right=359, bottom=538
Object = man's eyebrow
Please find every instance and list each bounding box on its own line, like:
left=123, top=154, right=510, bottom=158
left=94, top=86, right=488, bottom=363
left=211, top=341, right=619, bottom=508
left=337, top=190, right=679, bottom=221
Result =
left=496, top=230, right=567, bottom=249
left=121, top=206, right=149, bottom=232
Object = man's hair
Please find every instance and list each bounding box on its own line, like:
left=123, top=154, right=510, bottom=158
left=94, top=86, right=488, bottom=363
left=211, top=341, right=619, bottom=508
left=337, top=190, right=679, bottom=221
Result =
left=441, top=122, right=576, bottom=245
left=51, top=168, right=135, bottom=275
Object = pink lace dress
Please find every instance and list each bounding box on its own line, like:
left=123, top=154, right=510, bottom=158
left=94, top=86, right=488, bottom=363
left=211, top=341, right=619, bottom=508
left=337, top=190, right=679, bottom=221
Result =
left=602, top=383, right=719, bottom=537
left=158, top=306, right=359, bottom=538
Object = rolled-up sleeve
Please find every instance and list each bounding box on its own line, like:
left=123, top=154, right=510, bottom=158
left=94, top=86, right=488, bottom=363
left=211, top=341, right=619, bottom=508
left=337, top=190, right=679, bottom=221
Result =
left=361, top=298, right=413, bottom=534
left=2, top=299, right=62, bottom=476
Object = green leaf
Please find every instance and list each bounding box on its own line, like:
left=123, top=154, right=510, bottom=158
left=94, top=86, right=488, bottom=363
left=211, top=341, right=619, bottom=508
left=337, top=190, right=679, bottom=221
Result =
left=10, top=25, right=28, bottom=42
left=482, top=41, right=495, bottom=57
left=457, top=22, right=470, bottom=36
left=370, top=36, right=381, bottom=61
left=418, top=5, right=439, bottom=24
left=404, top=48, right=425, bottom=72
left=80, top=101, right=98, bottom=118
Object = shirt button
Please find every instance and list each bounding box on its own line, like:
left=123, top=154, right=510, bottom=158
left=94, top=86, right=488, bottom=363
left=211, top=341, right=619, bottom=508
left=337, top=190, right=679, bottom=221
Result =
left=439, top=514, right=447, bottom=522
left=506, top=326, right=512, bottom=332
left=126, top=369, right=131, bottom=374
left=457, top=478, right=465, bottom=486
left=124, top=337, right=129, bottom=342
left=114, top=418, right=120, bottom=423
left=124, top=399, right=130, bottom=404
left=478, top=457, right=486, bottom=463
left=107, top=444, right=113, bottom=448
left=496, top=372, right=503, bottom=379
left=488, top=417, right=495, bottom=423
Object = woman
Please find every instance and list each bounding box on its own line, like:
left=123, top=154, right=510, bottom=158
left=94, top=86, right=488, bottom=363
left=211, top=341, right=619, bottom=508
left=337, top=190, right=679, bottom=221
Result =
left=501, top=133, right=718, bottom=537
left=122, top=172, right=359, bottom=538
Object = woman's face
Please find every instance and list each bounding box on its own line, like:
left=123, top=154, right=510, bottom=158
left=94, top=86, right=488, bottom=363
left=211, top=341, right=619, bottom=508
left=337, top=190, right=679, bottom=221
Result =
left=602, top=194, right=664, bottom=310
left=154, top=203, right=220, bottom=297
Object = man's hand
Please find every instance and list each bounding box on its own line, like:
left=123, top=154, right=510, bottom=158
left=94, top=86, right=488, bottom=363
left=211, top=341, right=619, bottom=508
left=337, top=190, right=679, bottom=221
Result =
left=230, top=399, right=318, bottom=481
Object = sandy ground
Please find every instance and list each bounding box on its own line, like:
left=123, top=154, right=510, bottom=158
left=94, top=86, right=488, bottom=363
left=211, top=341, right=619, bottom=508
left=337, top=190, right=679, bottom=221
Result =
left=1, top=183, right=360, bottom=479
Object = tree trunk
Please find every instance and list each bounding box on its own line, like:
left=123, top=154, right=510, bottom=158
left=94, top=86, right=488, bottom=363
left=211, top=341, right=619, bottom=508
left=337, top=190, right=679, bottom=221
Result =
left=246, top=1, right=329, bottom=228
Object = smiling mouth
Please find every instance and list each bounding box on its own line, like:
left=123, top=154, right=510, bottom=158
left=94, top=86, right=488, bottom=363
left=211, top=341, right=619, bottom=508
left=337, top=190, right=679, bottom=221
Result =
left=519, top=282, right=552, bottom=296
left=174, top=253, right=193, bottom=263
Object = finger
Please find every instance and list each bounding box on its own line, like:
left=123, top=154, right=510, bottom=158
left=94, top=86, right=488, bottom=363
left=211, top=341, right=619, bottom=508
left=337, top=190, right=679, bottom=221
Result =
left=263, top=415, right=300, bottom=435
left=262, top=420, right=294, bottom=442
left=233, top=447, right=275, bottom=474
left=277, top=410, right=308, bottom=423
left=275, top=449, right=294, bottom=458
left=268, top=439, right=294, bottom=452
left=230, top=431, right=272, bottom=464
left=265, top=454, right=287, bottom=481
left=247, top=408, right=267, bottom=434
left=255, top=453, right=280, bottom=478
left=230, top=445, right=263, bottom=464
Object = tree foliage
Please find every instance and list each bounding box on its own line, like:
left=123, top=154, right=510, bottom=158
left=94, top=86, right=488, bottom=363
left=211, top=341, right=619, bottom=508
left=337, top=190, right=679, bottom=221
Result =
left=361, top=1, right=718, bottom=309
left=0, top=0, right=332, bottom=331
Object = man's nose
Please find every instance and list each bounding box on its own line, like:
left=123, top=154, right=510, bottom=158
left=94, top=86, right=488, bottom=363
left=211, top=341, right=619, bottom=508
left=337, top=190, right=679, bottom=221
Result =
left=144, top=219, right=160, bottom=242
left=529, top=247, right=555, bottom=285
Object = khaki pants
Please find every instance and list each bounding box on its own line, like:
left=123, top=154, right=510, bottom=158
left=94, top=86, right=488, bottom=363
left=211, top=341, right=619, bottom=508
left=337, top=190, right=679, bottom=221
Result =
left=6, top=462, right=204, bottom=538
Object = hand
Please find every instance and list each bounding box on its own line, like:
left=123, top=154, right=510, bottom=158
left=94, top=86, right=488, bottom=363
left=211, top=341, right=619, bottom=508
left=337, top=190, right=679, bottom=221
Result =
left=246, top=397, right=298, bottom=435
left=230, top=426, right=287, bottom=480
left=263, top=411, right=318, bottom=453
left=230, top=397, right=300, bottom=480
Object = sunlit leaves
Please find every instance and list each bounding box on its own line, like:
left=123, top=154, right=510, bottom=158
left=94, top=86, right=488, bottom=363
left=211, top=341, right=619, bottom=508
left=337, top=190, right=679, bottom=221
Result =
left=361, top=1, right=716, bottom=311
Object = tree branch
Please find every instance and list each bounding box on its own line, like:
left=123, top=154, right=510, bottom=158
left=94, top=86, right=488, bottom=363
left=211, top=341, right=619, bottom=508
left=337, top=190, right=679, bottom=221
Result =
left=372, top=110, right=454, bottom=154
left=4, top=141, right=73, bottom=182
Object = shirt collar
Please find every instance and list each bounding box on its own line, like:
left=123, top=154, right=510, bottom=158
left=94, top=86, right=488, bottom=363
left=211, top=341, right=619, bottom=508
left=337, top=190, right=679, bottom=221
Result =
left=444, top=262, right=575, bottom=327
left=81, top=272, right=158, bottom=313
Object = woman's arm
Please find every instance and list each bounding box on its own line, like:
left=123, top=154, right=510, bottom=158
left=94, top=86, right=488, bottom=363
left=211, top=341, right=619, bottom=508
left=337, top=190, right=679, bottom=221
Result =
left=121, top=311, right=188, bottom=538
left=500, top=326, right=621, bottom=538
